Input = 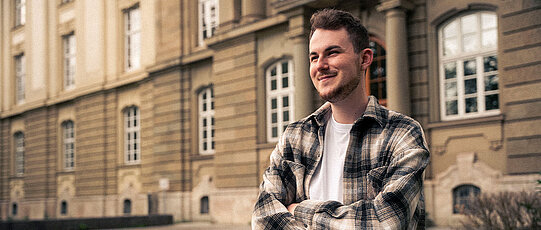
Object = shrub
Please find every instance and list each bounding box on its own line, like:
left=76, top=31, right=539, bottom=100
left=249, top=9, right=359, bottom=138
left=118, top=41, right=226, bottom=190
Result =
left=460, top=191, right=541, bottom=230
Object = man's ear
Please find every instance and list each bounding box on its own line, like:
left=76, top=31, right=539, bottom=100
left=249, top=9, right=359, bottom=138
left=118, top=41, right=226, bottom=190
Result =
left=359, top=48, right=373, bottom=70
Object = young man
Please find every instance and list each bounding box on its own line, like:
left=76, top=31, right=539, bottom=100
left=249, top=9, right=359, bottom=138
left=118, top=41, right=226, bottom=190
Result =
left=253, top=9, right=430, bottom=229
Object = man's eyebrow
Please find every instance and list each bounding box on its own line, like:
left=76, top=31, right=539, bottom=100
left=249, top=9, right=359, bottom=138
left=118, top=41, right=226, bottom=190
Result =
left=309, top=45, right=343, bottom=56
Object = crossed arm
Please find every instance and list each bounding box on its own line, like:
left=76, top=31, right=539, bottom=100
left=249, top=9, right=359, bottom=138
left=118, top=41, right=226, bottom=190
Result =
left=252, top=129, right=430, bottom=229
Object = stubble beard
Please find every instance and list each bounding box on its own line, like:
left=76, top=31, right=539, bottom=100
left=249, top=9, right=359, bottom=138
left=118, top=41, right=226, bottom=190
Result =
left=319, top=73, right=361, bottom=103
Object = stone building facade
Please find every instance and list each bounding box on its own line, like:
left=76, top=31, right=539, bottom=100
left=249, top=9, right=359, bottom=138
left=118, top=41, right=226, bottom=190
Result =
left=0, top=0, right=539, bottom=227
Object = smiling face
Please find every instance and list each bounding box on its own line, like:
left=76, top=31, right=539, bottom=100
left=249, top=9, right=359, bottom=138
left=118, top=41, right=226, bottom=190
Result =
left=309, top=28, right=367, bottom=103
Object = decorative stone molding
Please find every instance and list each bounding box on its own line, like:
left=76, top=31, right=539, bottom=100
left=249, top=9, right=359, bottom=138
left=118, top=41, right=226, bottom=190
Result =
left=10, top=180, right=24, bottom=200
left=489, top=140, right=503, bottom=151
left=432, top=145, right=446, bottom=155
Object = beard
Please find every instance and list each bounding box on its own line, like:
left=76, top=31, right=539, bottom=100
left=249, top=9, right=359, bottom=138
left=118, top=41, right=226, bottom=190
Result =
left=318, top=72, right=361, bottom=103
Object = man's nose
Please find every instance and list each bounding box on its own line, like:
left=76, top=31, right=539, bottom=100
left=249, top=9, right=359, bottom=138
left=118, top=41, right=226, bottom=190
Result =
left=316, top=57, right=329, bottom=71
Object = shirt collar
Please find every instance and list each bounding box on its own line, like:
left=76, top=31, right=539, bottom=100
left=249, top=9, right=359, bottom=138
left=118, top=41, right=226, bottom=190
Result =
left=310, top=96, right=386, bottom=128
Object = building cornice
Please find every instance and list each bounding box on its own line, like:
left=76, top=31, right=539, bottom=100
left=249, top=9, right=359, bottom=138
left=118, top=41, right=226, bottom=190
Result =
left=205, top=14, right=288, bottom=47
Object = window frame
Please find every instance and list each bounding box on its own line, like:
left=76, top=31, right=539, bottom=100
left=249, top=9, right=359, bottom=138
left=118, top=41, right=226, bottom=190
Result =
left=438, top=11, right=500, bottom=121
left=60, top=200, right=68, bottom=215
left=266, top=60, right=295, bottom=143
left=62, top=32, right=76, bottom=90
left=14, top=132, right=25, bottom=176
left=366, top=37, right=387, bottom=106
left=453, top=184, right=480, bottom=214
left=62, top=120, right=75, bottom=170
left=15, top=54, right=25, bottom=104
left=124, top=106, right=141, bottom=164
left=200, top=196, right=209, bottom=214
left=198, top=87, right=215, bottom=155
left=14, top=0, right=26, bottom=27
left=124, top=4, right=141, bottom=72
left=123, top=199, right=132, bottom=214
left=198, top=0, right=219, bottom=46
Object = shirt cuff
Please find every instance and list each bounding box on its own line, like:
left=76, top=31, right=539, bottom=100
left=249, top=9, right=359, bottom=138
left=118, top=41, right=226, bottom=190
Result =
left=293, top=199, right=322, bottom=227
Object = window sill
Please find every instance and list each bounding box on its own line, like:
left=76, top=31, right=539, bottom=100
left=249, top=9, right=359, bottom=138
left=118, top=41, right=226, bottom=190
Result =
left=427, top=114, right=504, bottom=129
left=191, top=154, right=214, bottom=161
left=118, top=163, right=142, bottom=170
left=57, top=170, right=75, bottom=175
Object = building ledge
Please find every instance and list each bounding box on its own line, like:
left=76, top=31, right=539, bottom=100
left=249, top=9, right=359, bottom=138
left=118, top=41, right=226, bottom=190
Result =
left=205, top=14, right=288, bottom=47
left=427, top=114, right=504, bottom=129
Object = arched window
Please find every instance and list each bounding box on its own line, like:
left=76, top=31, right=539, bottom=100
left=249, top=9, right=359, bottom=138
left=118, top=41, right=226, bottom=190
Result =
left=366, top=38, right=387, bottom=106
left=124, top=106, right=140, bottom=163
left=439, top=12, right=499, bottom=120
left=14, top=132, right=25, bottom=176
left=62, top=120, right=75, bottom=170
left=266, top=60, right=295, bottom=142
left=200, top=196, right=209, bottom=214
left=12, top=203, right=18, bottom=216
left=453, top=184, right=480, bottom=214
left=123, top=199, right=132, bottom=214
left=199, top=87, right=215, bottom=154
left=60, top=200, right=68, bottom=215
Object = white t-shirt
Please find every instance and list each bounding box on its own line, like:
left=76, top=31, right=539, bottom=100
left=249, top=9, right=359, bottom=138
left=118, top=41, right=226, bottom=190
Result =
left=309, top=114, right=353, bottom=203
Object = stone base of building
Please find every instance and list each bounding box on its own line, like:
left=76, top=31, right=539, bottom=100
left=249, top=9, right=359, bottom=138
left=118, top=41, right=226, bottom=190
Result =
left=424, top=152, right=540, bottom=227
left=210, top=187, right=259, bottom=225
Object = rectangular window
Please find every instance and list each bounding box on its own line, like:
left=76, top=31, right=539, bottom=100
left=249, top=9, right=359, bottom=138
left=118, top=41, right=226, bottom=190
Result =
left=63, top=33, right=76, bottom=90
left=198, top=0, right=218, bottom=46
left=63, top=121, right=75, bottom=170
left=15, top=0, right=26, bottom=27
left=199, top=88, right=215, bottom=154
left=14, top=132, right=24, bottom=176
left=124, top=106, right=140, bottom=163
left=15, top=54, right=25, bottom=104
left=267, top=60, right=295, bottom=142
left=124, top=5, right=141, bottom=71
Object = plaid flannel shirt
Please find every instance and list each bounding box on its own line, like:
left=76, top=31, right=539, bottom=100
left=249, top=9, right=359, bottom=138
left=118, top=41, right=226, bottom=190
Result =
left=253, top=96, right=430, bottom=229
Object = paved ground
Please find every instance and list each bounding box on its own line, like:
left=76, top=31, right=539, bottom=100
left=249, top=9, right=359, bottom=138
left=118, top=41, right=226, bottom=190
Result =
left=108, top=222, right=251, bottom=230
left=110, top=222, right=451, bottom=230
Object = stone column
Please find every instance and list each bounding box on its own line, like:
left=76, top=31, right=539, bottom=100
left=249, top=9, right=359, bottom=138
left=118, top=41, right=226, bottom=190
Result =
left=377, top=0, right=413, bottom=115
left=241, top=0, right=265, bottom=23
left=288, top=12, right=313, bottom=119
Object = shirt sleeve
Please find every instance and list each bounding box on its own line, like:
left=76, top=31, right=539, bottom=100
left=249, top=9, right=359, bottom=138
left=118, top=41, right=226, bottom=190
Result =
left=293, top=124, right=430, bottom=229
left=252, top=134, right=309, bottom=230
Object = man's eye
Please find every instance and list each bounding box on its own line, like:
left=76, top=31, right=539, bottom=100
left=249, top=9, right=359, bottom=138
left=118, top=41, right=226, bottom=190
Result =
left=310, top=56, right=318, bottom=62
left=329, top=50, right=339, bottom=55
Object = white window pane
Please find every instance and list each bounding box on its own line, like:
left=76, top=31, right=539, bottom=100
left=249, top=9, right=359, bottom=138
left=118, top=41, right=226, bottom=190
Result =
left=481, top=13, right=497, bottom=29
left=462, top=34, right=478, bottom=52
left=443, top=21, right=458, bottom=39
left=131, top=33, right=141, bottom=68
left=443, top=38, right=457, bottom=56
left=461, top=14, right=478, bottom=34
left=482, top=29, right=497, bottom=48
left=445, top=82, right=457, bottom=98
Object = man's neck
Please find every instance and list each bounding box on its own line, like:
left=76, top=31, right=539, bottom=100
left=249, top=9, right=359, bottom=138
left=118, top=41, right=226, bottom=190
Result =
left=330, top=92, right=369, bottom=124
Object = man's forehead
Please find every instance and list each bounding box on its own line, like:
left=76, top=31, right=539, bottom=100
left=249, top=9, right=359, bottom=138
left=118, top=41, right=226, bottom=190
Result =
left=309, top=28, right=350, bottom=52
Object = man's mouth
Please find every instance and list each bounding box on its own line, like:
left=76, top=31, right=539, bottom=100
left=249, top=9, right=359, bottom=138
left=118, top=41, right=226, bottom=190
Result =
left=318, top=73, right=337, bottom=81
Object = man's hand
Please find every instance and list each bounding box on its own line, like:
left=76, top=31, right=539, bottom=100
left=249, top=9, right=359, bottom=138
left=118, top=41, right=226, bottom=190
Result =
left=287, top=203, right=299, bottom=215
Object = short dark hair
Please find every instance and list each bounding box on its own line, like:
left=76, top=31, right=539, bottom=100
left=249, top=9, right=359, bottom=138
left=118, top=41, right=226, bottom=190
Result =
left=310, top=9, right=369, bottom=53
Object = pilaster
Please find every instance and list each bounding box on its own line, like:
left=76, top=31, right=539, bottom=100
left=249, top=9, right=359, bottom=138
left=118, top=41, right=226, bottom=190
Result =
left=377, top=0, right=413, bottom=115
